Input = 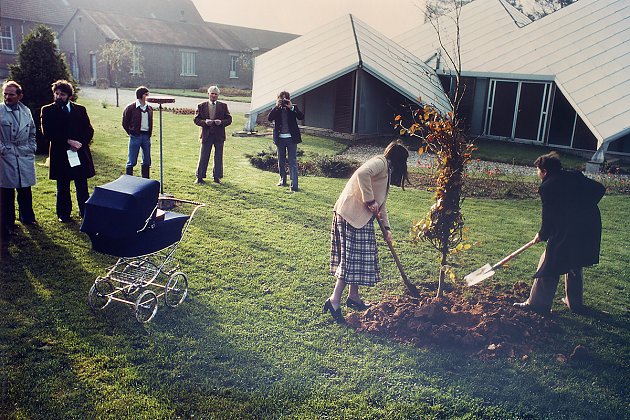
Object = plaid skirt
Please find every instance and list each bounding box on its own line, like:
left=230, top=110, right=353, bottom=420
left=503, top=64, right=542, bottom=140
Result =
left=330, top=212, right=380, bottom=286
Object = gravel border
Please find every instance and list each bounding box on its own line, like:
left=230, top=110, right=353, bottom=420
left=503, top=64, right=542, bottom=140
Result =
left=340, top=145, right=629, bottom=183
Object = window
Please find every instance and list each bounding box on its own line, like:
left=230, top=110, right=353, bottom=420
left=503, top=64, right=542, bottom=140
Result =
left=229, top=55, right=238, bottom=78
left=89, top=53, right=97, bottom=81
left=0, top=26, right=15, bottom=52
left=130, top=45, right=142, bottom=75
left=181, top=50, right=197, bottom=76
left=485, top=79, right=551, bottom=142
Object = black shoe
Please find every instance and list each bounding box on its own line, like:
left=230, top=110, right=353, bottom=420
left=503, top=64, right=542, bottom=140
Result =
left=346, top=297, right=370, bottom=311
left=323, top=299, right=345, bottom=323
left=58, top=216, right=72, bottom=223
left=290, top=187, right=299, bottom=192
left=276, top=180, right=287, bottom=187
left=194, top=178, right=205, bottom=184
left=213, top=177, right=222, bottom=184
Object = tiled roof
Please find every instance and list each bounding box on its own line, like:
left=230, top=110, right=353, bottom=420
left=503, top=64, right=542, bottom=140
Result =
left=78, top=9, right=247, bottom=51
left=397, top=0, right=630, bottom=144
left=63, top=0, right=205, bottom=24
left=206, top=22, right=299, bottom=51
left=250, top=14, right=451, bottom=116
left=0, top=0, right=74, bottom=25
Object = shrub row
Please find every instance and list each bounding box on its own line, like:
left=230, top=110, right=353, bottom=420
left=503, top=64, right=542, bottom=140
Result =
left=247, top=149, right=360, bottom=179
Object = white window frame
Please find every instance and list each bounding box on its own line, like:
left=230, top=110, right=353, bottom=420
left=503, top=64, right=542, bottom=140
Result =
left=130, top=45, right=142, bottom=75
left=180, top=50, right=197, bottom=76
left=484, top=79, right=551, bottom=143
left=0, top=25, right=15, bottom=52
left=229, top=54, right=238, bottom=78
left=90, top=52, right=97, bottom=81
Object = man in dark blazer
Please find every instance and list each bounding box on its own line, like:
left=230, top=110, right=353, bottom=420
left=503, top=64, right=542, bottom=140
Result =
left=193, top=86, right=232, bottom=184
left=515, top=152, right=605, bottom=314
left=267, top=91, right=304, bottom=192
left=41, top=80, right=95, bottom=222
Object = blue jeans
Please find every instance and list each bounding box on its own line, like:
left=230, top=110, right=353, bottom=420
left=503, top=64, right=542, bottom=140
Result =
left=127, top=133, right=151, bottom=169
left=276, top=137, right=298, bottom=190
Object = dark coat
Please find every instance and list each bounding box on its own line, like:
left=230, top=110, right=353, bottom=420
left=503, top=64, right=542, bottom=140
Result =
left=268, top=105, right=304, bottom=144
left=122, top=102, right=153, bottom=136
left=534, top=169, right=606, bottom=278
left=41, top=102, right=95, bottom=180
left=193, top=101, right=232, bottom=143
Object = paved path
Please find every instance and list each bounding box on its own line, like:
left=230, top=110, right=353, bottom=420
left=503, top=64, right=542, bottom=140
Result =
left=78, top=86, right=251, bottom=115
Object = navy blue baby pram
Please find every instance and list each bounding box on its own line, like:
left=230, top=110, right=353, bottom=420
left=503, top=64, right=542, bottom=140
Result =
left=81, top=175, right=205, bottom=322
left=81, top=175, right=188, bottom=257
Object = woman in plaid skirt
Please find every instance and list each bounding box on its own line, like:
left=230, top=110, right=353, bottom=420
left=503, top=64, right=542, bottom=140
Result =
left=324, top=140, right=409, bottom=322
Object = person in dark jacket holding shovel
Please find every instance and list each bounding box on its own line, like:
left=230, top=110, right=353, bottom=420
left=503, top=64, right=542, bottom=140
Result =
left=514, top=152, right=605, bottom=314
left=324, top=140, right=409, bottom=323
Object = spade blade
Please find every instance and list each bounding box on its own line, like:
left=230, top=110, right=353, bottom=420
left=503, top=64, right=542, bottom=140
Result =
left=464, top=263, right=495, bottom=286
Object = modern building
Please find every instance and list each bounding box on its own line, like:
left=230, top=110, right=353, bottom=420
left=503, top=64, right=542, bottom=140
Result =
left=248, top=14, right=452, bottom=139
left=396, top=0, right=629, bottom=159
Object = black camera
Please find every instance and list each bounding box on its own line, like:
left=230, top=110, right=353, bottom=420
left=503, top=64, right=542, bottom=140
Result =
left=281, top=99, right=290, bottom=106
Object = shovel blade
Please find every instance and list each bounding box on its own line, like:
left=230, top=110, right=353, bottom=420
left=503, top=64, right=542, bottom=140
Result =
left=464, top=263, right=495, bottom=286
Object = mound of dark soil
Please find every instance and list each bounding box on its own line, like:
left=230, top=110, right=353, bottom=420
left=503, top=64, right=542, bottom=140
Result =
left=346, top=282, right=561, bottom=359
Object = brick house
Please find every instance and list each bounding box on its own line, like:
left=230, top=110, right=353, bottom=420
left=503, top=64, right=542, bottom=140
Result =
left=0, top=0, right=73, bottom=79
left=58, top=9, right=253, bottom=89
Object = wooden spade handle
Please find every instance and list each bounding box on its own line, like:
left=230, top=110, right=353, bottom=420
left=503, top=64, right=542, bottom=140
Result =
left=491, top=239, right=537, bottom=270
left=375, top=216, right=420, bottom=298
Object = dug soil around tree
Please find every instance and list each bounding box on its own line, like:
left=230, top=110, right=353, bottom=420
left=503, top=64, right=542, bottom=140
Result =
left=346, top=282, right=564, bottom=360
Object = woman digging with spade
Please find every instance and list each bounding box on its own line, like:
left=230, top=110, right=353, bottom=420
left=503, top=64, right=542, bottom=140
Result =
left=324, top=140, right=409, bottom=323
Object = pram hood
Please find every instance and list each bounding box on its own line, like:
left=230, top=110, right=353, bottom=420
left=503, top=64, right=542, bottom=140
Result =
left=81, top=175, right=160, bottom=238
left=81, top=175, right=191, bottom=258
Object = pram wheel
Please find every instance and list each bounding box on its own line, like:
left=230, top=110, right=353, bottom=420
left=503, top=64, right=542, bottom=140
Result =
left=165, top=272, right=188, bottom=308
left=135, top=290, right=159, bottom=323
left=88, top=279, right=114, bottom=310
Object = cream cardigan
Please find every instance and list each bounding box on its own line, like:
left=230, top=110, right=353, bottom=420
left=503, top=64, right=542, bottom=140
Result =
left=333, top=155, right=390, bottom=229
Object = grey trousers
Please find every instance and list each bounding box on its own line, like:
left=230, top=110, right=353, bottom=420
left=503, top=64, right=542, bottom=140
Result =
left=196, top=137, right=224, bottom=180
left=527, top=251, right=584, bottom=312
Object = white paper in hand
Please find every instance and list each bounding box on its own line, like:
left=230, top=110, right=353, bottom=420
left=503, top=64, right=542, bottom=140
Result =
left=67, top=149, right=81, bottom=167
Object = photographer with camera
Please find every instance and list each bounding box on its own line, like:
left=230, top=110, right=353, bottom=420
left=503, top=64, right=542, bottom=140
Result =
left=268, top=91, right=304, bottom=192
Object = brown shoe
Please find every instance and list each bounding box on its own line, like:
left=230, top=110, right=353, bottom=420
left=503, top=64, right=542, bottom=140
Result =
left=562, top=297, right=585, bottom=314
left=513, top=301, right=550, bottom=314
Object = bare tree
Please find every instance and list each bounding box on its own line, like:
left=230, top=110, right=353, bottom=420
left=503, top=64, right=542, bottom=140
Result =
left=395, top=0, right=474, bottom=298
left=504, top=0, right=579, bottom=20
left=99, top=39, right=136, bottom=107
left=528, top=0, right=578, bottom=19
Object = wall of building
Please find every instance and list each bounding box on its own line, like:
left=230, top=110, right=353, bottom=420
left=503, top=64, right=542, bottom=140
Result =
left=0, top=20, right=64, bottom=79
left=58, top=12, right=253, bottom=89
left=58, top=14, right=108, bottom=85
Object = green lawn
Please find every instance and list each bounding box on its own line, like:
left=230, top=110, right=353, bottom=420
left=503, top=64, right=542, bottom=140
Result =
left=1, top=100, right=628, bottom=419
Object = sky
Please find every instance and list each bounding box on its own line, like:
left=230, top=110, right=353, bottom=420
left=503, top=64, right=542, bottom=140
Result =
left=191, top=0, right=427, bottom=38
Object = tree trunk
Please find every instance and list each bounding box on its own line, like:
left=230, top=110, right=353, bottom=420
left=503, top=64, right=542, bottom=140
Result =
left=436, top=249, right=448, bottom=298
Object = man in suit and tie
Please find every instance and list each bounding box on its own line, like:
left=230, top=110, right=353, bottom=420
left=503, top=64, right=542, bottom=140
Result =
left=41, top=80, right=95, bottom=222
left=193, top=85, right=232, bottom=184
left=0, top=81, right=37, bottom=244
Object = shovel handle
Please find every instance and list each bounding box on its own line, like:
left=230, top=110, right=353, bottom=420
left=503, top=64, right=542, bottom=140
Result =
left=491, top=239, right=537, bottom=270
left=375, top=216, right=421, bottom=298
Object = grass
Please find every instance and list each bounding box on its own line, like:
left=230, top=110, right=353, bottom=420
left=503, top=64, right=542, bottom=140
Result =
left=471, top=137, right=589, bottom=169
left=1, top=99, right=628, bottom=419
